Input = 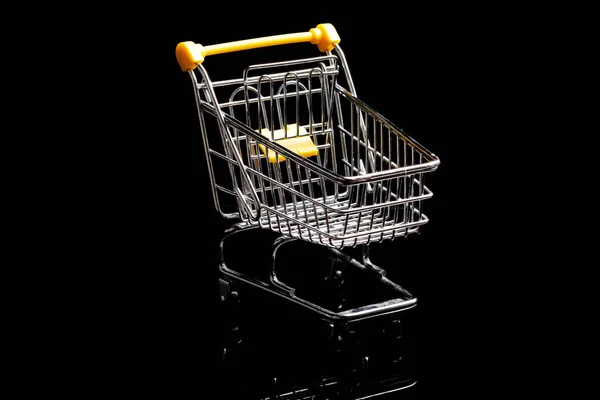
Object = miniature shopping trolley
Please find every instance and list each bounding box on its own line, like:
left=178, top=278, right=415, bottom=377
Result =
left=177, top=23, right=440, bottom=322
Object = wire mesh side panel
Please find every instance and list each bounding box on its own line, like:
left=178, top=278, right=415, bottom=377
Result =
left=323, top=87, right=438, bottom=247
left=228, top=88, right=437, bottom=248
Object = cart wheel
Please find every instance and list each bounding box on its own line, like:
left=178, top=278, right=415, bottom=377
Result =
left=347, top=332, right=369, bottom=376
left=329, top=324, right=364, bottom=366
left=383, top=319, right=403, bottom=341
left=219, top=278, right=241, bottom=308
left=381, top=318, right=404, bottom=365
left=323, top=258, right=347, bottom=311
left=219, top=278, right=243, bottom=367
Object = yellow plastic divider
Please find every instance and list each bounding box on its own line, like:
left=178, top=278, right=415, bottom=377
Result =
left=258, top=124, right=319, bottom=163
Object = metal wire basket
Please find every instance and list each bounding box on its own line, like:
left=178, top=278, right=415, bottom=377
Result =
left=176, top=23, right=440, bottom=250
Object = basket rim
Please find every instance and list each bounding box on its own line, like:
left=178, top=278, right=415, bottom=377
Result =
left=201, top=85, right=440, bottom=186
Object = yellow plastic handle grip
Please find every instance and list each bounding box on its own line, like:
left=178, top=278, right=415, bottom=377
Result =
left=176, top=23, right=340, bottom=71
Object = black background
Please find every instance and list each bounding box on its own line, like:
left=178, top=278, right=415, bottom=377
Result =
left=80, top=6, right=537, bottom=398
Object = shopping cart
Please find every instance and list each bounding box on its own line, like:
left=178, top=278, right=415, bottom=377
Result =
left=176, top=23, right=440, bottom=322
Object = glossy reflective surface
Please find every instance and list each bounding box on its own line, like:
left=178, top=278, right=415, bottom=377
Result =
left=218, top=227, right=418, bottom=399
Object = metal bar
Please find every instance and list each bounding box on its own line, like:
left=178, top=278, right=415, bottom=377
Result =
left=286, top=160, right=302, bottom=239
left=296, top=163, right=313, bottom=242
left=199, top=68, right=338, bottom=89
left=203, top=104, right=439, bottom=185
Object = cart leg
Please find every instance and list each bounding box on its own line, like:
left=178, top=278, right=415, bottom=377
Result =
left=223, top=220, right=258, bottom=235
left=328, top=322, right=369, bottom=395
left=270, top=235, right=297, bottom=295
left=330, top=245, right=415, bottom=301
left=361, top=244, right=387, bottom=276
left=219, top=222, right=260, bottom=273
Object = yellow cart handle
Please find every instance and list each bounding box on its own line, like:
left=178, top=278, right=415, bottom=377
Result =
left=176, top=23, right=340, bottom=71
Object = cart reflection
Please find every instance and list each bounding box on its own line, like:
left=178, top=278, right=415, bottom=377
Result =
left=218, top=224, right=417, bottom=399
